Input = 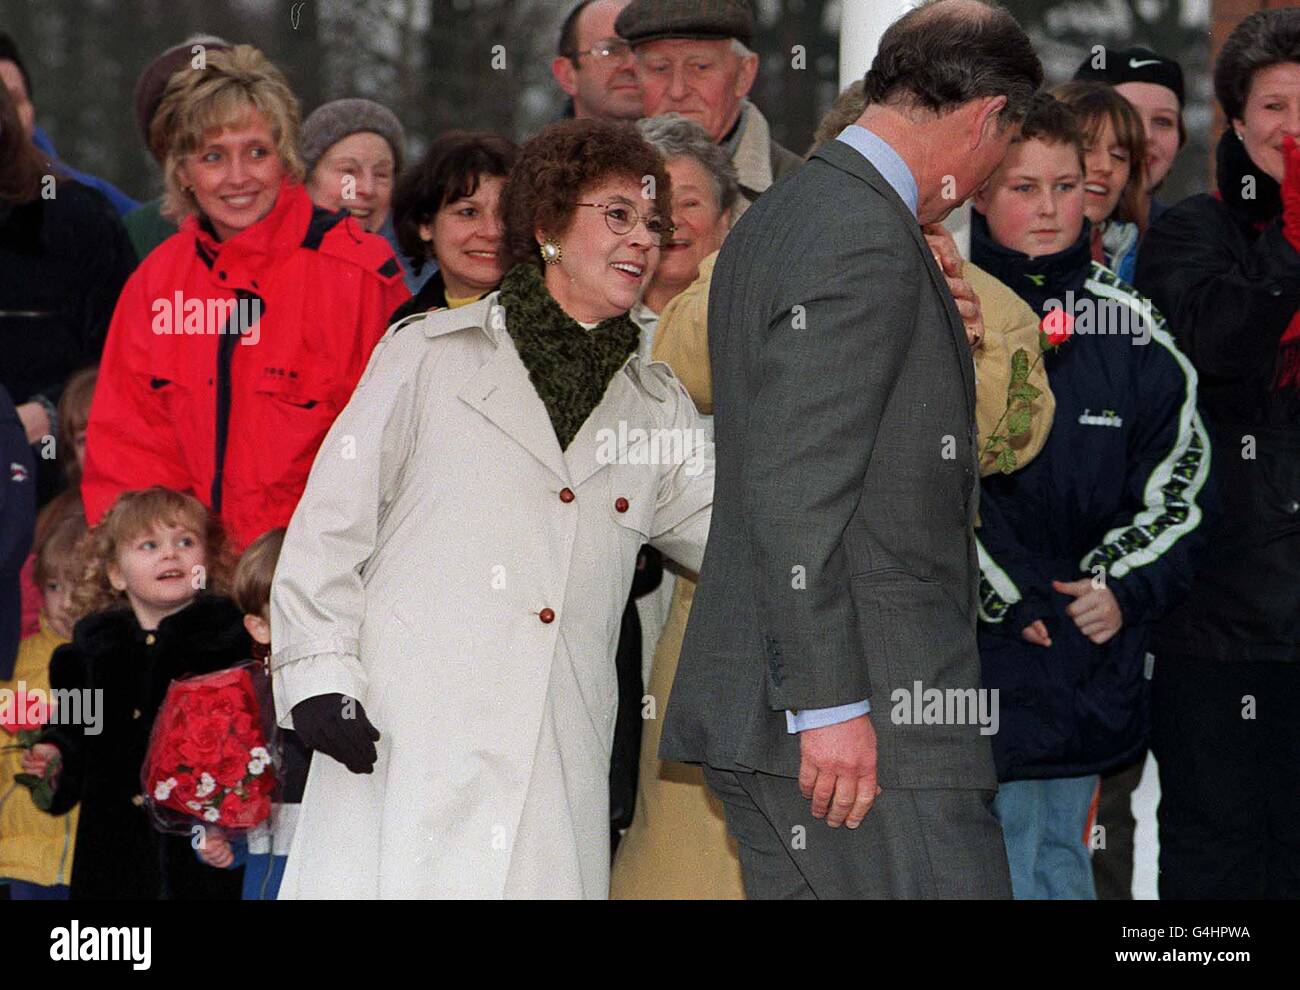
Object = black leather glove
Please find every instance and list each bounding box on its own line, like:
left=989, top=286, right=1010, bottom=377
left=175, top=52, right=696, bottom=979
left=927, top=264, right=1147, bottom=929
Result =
left=290, top=693, right=380, bottom=774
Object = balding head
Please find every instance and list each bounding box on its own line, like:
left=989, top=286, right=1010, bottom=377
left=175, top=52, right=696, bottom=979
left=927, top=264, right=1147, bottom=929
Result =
left=863, top=0, right=1042, bottom=124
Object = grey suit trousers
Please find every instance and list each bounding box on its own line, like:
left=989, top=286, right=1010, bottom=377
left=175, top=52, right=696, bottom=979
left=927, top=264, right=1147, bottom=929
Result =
left=703, top=767, right=1012, bottom=899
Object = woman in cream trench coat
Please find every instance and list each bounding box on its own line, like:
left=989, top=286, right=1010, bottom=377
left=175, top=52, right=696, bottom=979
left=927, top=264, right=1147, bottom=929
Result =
left=268, top=121, right=713, bottom=899
left=269, top=295, right=712, bottom=899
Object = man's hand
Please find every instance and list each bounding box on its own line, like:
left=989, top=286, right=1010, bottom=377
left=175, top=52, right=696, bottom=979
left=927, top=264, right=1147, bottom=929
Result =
left=1052, top=578, right=1124, bottom=645
left=797, top=713, right=880, bottom=829
left=1021, top=619, right=1052, bottom=648
left=290, top=693, right=381, bottom=773
left=924, top=223, right=984, bottom=348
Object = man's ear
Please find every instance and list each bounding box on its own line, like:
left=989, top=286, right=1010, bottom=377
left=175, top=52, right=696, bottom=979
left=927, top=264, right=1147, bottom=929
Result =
left=971, top=95, right=1009, bottom=150
left=552, top=55, right=579, bottom=99
left=734, top=52, right=759, bottom=100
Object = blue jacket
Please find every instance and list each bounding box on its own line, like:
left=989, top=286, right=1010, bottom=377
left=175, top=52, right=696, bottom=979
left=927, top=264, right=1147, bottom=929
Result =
left=970, top=212, right=1216, bottom=781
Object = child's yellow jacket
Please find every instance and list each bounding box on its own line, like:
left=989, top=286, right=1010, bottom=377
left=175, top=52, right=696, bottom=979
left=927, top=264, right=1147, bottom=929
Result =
left=0, top=618, right=78, bottom=888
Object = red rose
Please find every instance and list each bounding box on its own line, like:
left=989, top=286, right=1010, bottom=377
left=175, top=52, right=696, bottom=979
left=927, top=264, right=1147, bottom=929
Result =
left=176, top=716, right=227, bottom=768
left=0, top=688, right=50, bottom=734
left=1040, top=308, right=1074, bottom=348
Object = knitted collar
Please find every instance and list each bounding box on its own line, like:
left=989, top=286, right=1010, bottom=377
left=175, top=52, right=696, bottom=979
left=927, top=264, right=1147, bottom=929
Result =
left=496, top=263, right=640, bottom=451
left=1215, top=127, right=1282, bottom=225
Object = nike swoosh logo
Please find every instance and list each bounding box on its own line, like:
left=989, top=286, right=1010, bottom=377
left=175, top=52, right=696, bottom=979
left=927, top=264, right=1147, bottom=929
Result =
left=1129, top=58, right=1162, bottom=69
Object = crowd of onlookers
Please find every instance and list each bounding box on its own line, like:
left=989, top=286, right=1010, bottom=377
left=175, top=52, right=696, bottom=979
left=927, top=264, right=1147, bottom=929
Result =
left=0, top=0, right=1297, bottom=901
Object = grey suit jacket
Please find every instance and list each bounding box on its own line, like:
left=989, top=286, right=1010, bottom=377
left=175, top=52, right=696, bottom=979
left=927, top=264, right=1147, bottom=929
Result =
left=659, top=139, right=998, bottom=791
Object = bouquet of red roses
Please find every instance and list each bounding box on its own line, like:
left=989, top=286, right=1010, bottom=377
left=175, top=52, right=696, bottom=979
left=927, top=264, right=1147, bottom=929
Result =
left=141, top=663, right=277, bottom=834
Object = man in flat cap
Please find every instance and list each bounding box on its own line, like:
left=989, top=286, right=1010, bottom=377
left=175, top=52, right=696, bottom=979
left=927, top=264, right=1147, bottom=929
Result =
left=616, top=0, right=800, bottom=211
left=1076, top=45, right=1188, bottom=229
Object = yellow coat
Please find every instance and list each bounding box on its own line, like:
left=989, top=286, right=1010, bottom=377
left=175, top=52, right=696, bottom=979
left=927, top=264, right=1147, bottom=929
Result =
left=610, top=250, right=1055, bottom=899
left=0, top=618, right=78, bottom=888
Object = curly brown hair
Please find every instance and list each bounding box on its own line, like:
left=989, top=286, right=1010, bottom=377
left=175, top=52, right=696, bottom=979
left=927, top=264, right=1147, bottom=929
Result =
left=500, top=118, right=672, bottom=271
left=72, top=487, right=234, bottom=621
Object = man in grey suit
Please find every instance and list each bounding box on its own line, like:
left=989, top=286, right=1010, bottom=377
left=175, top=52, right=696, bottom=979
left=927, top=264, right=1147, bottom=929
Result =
left=659, top=0, right=1044, bottom=898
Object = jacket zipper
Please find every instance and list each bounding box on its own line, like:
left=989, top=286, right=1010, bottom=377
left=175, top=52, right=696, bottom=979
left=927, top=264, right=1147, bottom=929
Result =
left=209, top=289, right=263, bottom=512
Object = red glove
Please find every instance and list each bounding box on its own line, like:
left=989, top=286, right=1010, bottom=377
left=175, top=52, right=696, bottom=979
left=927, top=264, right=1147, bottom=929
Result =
left=1282, top=134, right=1300, bottom=252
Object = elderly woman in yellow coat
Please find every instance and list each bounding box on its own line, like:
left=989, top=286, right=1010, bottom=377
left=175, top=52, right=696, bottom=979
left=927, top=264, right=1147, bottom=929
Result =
left=611, top=223, right=1056, bottom=898
left=270, top=120, right=713, bottom=899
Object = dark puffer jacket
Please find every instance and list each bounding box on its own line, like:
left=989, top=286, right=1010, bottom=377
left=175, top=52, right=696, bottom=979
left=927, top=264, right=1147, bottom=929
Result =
left=972, top=212, right=1215, bottom=780
left=1136, top=130, right=1300, bottom=663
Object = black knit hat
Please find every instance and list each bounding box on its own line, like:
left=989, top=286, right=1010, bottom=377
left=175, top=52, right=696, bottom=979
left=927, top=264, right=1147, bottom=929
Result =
left=616, top=0, right=755, bottom=49
left=1074, top=46, right=1185, bottom=106
left=0, top=31, right=32, bottom=100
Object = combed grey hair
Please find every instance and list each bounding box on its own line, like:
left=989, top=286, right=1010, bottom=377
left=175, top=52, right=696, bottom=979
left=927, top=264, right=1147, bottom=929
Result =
left=1214, top=8, right=1300, bottom=123
left=637, top=112, right=740, bottom=219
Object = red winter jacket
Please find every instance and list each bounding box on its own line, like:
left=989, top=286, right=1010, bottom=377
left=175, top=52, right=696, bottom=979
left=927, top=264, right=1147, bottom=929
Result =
left=83, top=179, right=409, bottom=550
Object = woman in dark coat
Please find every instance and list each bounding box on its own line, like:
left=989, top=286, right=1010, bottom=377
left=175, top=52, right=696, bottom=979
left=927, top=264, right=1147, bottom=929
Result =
left=1134, top=8, right=1300, bottom=899
left=0, top=83, right=134, bottom=505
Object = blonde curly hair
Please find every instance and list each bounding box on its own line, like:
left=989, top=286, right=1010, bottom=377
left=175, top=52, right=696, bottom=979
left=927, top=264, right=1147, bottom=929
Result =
left=72, top=487, right=234, bottom=621
left=151, top=44, right=304, bottom=224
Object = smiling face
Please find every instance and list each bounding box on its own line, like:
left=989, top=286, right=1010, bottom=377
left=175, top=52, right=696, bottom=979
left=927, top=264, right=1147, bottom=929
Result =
left=1115, top=81, right=1182, bottom=191
left=177, top=106, right=286, bottom=242
left=419, top=173, right=506, bottom=300
left=635, top=38, right=757, bottom=142
left=975, top=137, right=1086, bottom=258
left=542, top=174, right=662, bottom=323
left=1236, top=61, right=1300, bottom=184
left=1080, top=116, right=1131, bottom=224
left=108, top=522, right=206, bottom=629
left=306, top=131, right=396, bottom=233
left=650, top=154, right=729, bottom=301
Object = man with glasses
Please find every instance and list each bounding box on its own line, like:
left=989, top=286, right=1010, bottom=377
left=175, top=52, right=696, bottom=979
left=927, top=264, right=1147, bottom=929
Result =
left=615, top=0, right=801, bottom=211
left=551, top=1, right=644, bottom=123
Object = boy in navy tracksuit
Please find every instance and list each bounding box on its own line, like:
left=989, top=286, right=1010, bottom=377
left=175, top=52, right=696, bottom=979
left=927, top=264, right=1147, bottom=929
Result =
left=969, top=95, right=1215, bottom=899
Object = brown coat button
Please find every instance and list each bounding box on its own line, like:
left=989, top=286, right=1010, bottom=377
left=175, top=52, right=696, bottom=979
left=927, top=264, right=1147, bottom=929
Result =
left=614, top=497, right=629, bottom=513
left=559, top=487, right=575, bottom=503
left=131, top=794, right=145, bottom=807
left=145, top=633, right=157, bottom=646
left=539, top=608, right=555, bottom=624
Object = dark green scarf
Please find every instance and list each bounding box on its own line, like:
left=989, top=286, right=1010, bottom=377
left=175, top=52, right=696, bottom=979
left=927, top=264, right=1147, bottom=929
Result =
left=497, top=263, right=640, bottom=451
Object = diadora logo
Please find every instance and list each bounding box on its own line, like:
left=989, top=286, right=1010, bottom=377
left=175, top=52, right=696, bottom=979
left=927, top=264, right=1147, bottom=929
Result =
left=1078, top=408, right=1124, bottom=428
left=1024, top=274, right=1047, bottom=287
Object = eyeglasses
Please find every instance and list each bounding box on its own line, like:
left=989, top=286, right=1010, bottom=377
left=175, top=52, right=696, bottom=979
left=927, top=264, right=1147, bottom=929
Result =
left=575, top=202, right=676, bottom=244
left=565, top=39, right=633, bottom=62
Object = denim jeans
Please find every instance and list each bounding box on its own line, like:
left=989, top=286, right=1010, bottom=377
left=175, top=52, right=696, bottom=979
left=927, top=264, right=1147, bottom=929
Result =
left=993, top=776, right=1099, bottom=899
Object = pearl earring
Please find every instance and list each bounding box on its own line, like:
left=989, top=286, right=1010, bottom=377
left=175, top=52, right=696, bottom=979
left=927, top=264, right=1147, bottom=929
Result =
left=539, top=237, right=562, bottom=265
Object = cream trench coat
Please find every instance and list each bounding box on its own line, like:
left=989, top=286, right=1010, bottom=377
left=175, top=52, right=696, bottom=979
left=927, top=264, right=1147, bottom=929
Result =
left=269, top=295, right=714, bottom=899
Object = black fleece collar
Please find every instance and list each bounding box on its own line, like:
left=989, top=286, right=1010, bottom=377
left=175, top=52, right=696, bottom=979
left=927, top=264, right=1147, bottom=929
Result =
left=1215, top=127, right=1283, bottom=225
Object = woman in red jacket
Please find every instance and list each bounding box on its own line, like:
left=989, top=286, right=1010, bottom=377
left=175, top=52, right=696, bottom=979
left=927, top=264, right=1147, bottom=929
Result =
left=82, top=45, right=409, bottom=550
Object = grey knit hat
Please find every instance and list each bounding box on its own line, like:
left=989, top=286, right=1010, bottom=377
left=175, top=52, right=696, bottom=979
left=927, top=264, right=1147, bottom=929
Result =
left=300, top=98, right=406, bottom=176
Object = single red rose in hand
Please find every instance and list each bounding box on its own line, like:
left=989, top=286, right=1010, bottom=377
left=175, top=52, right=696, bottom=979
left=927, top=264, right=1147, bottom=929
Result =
left=1040, top=308, right=1075, bottom=349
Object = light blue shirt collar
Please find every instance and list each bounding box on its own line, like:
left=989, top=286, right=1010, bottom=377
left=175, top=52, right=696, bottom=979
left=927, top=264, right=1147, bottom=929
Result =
left=836, top=124, right=919, bottom=220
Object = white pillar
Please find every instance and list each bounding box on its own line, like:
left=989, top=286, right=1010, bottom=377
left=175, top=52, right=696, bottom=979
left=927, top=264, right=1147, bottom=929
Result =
left=837, top=0, right=971, bottom=254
